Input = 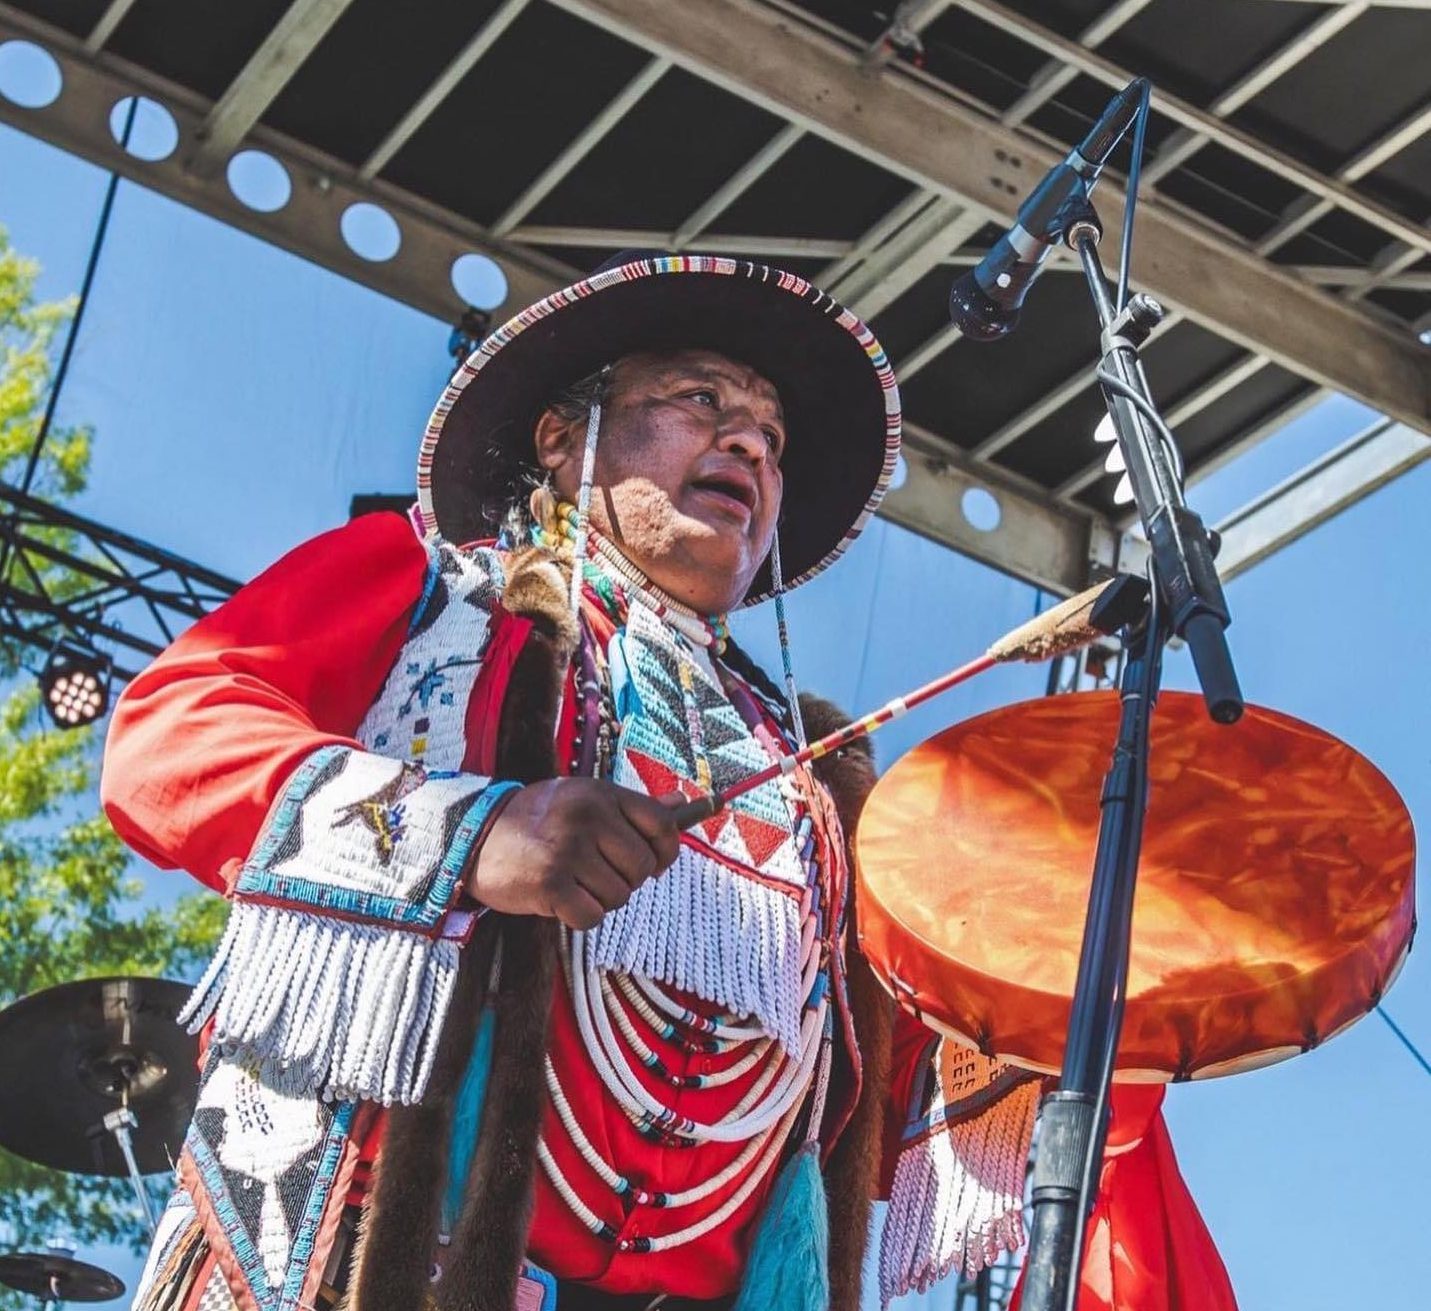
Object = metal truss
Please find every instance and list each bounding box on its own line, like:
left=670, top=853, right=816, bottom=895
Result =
left=1117, top=417, right=1431, bottom=580
left=1, top=0, right=1425, bottom=598
left=0, top=4, right=573, bottom=323
left=545, top=0, right=1426, bottom=430
left=951, top=0, right=1429, bottom=255
left=0, top=482, right=238, bottom=683
left=187, top=0, right=358, bottom=179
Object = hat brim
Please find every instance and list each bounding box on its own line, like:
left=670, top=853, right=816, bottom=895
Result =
left=418, top=255, right=900, bottom=605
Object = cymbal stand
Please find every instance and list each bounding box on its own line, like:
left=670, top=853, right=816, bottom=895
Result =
left=1018, top=193, right=1243, bottom=1311
left=100, top=1104, right=158, bottom=1235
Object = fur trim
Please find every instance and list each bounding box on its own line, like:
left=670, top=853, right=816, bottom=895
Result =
left=350, top=546, right=574, bottom=1311
left=438, top=917, right=559, bottom=1311
left=348, top=935, right=494, bottom=1311
left=799, top=693, right=893, bottom=1311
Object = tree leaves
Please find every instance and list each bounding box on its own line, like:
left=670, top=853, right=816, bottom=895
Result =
left=0, top=227, right=223, bottom=1297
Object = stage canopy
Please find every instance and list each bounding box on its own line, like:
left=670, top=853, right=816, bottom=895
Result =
left=2, top=0, right=1426, bottom=594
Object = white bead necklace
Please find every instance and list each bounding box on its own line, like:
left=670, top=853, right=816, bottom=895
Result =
left=567, top=930, right=825, bottom=1145
left=542, top=1056, right=787, bottom=1209
left=536, top=1098, right=804, bottom=1255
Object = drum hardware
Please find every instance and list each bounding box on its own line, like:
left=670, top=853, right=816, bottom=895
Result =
left=0, top=977, right=200, bottom=1240
left=0, top=1250, right=125, bottom=1308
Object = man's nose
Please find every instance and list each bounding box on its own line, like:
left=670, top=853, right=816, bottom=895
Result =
left=715, top=412, right=770, bottom=465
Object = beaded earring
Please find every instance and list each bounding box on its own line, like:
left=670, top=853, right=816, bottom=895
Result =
left=770, top=530, right=807, bottom=749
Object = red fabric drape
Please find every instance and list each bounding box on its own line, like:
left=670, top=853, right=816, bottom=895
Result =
left=1011, top=1086, right=1238, bottom=1311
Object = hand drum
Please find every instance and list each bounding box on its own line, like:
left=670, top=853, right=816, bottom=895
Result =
left=854, top=692, right=1415, bottom=1080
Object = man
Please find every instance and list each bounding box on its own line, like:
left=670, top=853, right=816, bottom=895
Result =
left=104, top=254, right=1233, bottom=1311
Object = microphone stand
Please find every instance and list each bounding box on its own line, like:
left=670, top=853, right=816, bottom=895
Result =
left=1016, top=188, right=1244, bottom=1311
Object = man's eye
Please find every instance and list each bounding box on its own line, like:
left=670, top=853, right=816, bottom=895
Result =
left=688, top=388, right=718, bottom=406
left=762, top=428, right=784, bottom=455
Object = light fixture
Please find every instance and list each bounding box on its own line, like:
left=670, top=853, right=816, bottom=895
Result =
left=1112, top=472, right=1135, bottom=506
left=39, top=638, right=111, bottom=729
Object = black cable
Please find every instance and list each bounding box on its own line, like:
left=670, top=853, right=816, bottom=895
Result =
left=16, top=98, right=137, bottom=499
left=1376, top=1005, right=1431, bottom=1080
left=1096, top=366, right=1186, bottom=482
left=1115, top=80, right=1152, bottom=313
left=0, top=99, right=138, bottom=602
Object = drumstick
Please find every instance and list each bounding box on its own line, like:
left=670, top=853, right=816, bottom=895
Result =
left=671, top=578, right=1115, bottom=831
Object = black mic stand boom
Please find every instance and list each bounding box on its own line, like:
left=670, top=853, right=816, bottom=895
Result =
left=1015, top=186, right=1244, bottom=1311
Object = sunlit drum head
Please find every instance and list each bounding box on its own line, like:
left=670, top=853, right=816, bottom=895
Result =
left=854, top=692, right=1415, bottom=1081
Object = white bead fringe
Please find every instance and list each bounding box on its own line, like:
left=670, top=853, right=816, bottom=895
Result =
left=876, top=1072, right=1038, bottom=1307
left=180, top=901, right=459, bottom=1106
left=584, top=845, right=806, bottom=1055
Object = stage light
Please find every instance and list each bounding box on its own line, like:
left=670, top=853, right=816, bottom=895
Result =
left=1095, top=412, right=1129, bottom=477
left=1112, top=472, right=1135, bottom=506
left=39, top=639, right=111, bottom=729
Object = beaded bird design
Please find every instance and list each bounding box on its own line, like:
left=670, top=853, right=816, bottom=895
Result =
left=335, top=762, right=428, bottom=865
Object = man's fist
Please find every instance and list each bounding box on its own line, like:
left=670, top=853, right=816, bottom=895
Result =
left=466, top=778, right=683, bottom=929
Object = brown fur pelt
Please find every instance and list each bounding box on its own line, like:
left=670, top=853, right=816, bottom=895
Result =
left=798, top=692, right=895, bottom=1311
left=349, top=546, right=574, bottom=1311
left=346, top=935, right=496, bottom=1311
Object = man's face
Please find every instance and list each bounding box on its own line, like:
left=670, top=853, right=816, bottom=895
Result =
left=535, top=349, right=786, bottom=615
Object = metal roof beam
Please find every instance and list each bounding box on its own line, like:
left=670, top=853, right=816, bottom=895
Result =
left=493, top=56, right=670, bottom=235
left=1256, top=0, right=1430, bottom=7
left=359, top=0, right=532, bottom=180
left=1142, top=2, right=1367, bottom=187
left=0, top=7, right=571, bottom=321
left=672, top=122, right=804, bottom=248
left=951, top=0, right=1429, bottom=255
left=873, top=0, right=1152, bottom=387
left=1001, top=0, right=1154, bottom=127
left=546, top=0, right=1428, bottom=430
left=84, top=0, right=139, bottom=53
left=834, top=200, right=987, bottom=318
left=1210, top=419, right=1431, bottom=581
left=506, top=224, right=849, bottom=259
left=885, top=422, right=1104, bottom=593
left=188, top=0, right=359, bottom=179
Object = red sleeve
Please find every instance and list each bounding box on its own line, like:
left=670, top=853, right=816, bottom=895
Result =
left=100, top=513, right=430, bottom=893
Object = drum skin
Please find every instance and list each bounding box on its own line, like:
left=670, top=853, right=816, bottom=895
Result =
left=855, top=691, right=1416, bottom=1081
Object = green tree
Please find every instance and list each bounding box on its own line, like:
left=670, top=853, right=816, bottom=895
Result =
left=0, top=226, right=226, bottom=1288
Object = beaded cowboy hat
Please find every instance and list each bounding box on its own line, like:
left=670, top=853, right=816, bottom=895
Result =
left=416, top=252, right=901, bottom=605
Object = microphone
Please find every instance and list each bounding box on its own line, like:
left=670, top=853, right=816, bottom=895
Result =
left=949, top=77, right=1148, bottom=341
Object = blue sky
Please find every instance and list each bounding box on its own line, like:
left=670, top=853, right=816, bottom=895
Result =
left=0, top=69, right=1426, bottom=1311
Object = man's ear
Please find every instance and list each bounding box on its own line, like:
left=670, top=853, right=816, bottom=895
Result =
left=533, top=408, right=578, bottom=480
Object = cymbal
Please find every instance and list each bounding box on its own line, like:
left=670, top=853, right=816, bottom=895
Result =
left=0, top=1252, right=125, bottom=1302
left=0, top=976, right=198, bottom=1176
left=856, top=692, right=1415, bottom=1080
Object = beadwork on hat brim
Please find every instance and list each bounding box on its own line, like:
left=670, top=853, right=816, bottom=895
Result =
left=417, top=255, right=902, bottom=607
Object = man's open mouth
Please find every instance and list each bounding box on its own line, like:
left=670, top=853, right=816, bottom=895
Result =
left=689, top=471, right=757, bottom=515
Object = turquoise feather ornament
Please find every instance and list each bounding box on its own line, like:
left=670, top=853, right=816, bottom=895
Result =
left=441, top=1003, right=496, bottom=1232
left=732, top=1140, right=830, bottom=1311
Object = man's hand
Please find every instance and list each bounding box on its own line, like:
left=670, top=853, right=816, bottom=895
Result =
left=466, top=778, right=683, bottom=929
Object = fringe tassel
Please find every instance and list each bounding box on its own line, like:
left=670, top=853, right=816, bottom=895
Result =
left=179, top=901, right=459, bottom=1106
left=731, top=1141, right=830, bottom=1311
left=585, top=845, right=806, bottom=1054
left=877, top=1074, right=1038, bottom=1306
